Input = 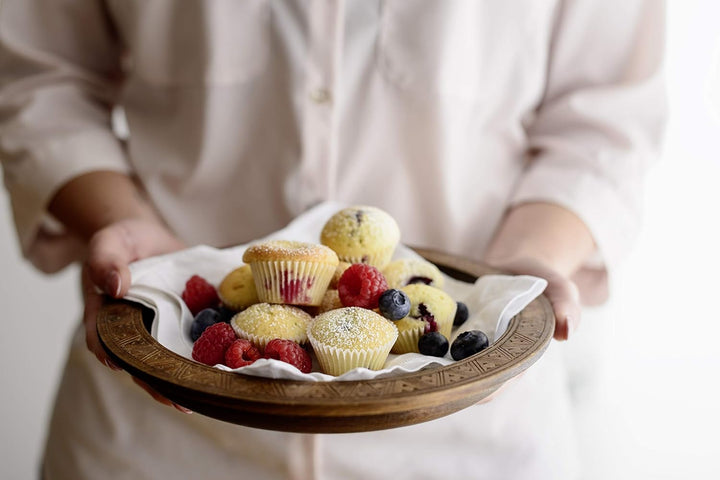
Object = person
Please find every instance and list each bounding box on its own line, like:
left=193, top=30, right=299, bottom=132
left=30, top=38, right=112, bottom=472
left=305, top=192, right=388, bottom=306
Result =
left=0, top=1, right=665, bottom=478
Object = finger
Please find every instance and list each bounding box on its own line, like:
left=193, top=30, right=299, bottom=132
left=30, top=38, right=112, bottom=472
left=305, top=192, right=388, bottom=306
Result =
left=543, top=277, right=581, bottom=341
left=86, top=221, right=185, bottom=299
left=82, top=265, right=122, bottom=370
left=86, top=226, right=135, bottom=299
left=132, top=377, right=193, bottom=413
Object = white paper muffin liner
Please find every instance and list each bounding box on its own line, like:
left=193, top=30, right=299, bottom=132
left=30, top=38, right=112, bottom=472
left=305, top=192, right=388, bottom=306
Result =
left=249, top=260, right=336, bottom=306
left=391, top=317, right=454, bottom=354
left=307, top=329, right=398, bottom=376
left=339, top=245, right=396, bottom=270
left=391, top=324, right=424, bottom=354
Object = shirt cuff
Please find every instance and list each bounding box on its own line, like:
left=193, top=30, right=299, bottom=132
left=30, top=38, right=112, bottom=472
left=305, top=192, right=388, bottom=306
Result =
left=510, top=159, right=642, bottom=279
left=4, top=129, right=130, bottom=255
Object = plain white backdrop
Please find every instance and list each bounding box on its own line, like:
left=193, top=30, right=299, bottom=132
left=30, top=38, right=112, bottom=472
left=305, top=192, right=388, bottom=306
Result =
left=1, top=2, right=719, bottom=479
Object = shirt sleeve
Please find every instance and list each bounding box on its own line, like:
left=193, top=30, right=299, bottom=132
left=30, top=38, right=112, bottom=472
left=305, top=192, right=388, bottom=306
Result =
left=0, top=0, right=130, bottom=258
left=511, top=0, right=666, bottom=279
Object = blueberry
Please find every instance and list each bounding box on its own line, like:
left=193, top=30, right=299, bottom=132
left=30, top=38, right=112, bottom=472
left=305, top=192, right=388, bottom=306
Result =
left=215, top=305, right=236, bottom=323
left=190, top=308, right=222, bottom=341
left=450, top=330, right=489, bottom=361
left=418, top=331, right=449, bottom=357
left=453, top=301, right=469, bottom=326
left=378, top=289, right=411, bottom=320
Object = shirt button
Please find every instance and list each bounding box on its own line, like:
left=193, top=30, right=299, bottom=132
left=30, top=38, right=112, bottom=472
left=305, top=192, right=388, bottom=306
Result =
left=309, top=88, right=331, bottom=104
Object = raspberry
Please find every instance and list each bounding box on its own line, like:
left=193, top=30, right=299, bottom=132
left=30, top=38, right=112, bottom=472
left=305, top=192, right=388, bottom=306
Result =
left=337, top=264, right=388, bottom=309
left=224, top=339, right=261, bottom=369
left=182, top=275, right=220, bottom=315
left=191, top=322, right=237, bottom=365
left=263, top=339, right=312, bottom=373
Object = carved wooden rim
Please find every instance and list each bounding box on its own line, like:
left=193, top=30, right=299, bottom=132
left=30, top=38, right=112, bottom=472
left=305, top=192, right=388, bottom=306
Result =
left=97, top=247, right=555, bottom=433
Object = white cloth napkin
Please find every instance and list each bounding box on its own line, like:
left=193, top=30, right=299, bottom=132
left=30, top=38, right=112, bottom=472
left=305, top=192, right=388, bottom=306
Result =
left=126, top=202, right=547, bottom=381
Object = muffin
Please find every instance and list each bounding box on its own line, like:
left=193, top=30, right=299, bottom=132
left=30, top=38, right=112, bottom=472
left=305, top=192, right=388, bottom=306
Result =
left=231, top=303, right=313, bottom=349
left=329, top=261, right=351, bottom=289
left=382, top=258, right=445, bottom=290
left=320, top=206, right=400, bottom=269
left=307, top=307, right=398, bottom=376
left=317, top=289, right=343, bottom=314
left=391, top=284, right=457, bottom=354
left=218, top=264, right=259, bottom=311
left=243, top=240, right=339, bottom=306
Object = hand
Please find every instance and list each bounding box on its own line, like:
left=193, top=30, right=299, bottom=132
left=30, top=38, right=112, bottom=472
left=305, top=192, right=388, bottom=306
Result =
left=81, top=218, right=190, bottom=412
left=482, top=202, right=593, bottom=341
left=474, top=257, right=581, bottom=405
left=485, top=256, right=581, bottom=341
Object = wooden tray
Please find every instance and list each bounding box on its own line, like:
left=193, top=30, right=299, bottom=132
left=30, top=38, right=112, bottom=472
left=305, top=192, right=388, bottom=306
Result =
left=97, top=247, right=554, bottom=433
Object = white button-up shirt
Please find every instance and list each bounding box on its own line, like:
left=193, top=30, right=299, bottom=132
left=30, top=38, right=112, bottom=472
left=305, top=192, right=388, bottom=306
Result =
left=0, top=0, right=664, bottom=284
left=0, top=2, right=666, bottom=478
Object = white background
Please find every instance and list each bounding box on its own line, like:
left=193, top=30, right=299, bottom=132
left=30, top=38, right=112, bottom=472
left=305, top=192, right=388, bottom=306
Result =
left=1, top=2, right=719, bottom=479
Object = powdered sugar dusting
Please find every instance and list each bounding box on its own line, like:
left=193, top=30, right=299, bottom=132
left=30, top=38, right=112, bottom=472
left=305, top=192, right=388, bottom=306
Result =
left=243, top=240, right=338, bottom=263
left=309, top=307, right=398, bottom=350
left=232, top=304, right=312, bottom=341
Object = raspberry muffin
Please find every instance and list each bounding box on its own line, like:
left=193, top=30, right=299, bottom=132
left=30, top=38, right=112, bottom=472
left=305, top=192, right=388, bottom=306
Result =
left=307, top=307, right=398, bottom=376
left=243, top=240, right=339, bottom=306
left=391, top=284, right=457, bottom=354
left=320, top=206, right=400, bottom=269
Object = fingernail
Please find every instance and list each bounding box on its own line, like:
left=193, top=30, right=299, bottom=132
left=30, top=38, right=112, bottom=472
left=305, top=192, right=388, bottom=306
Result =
left=104, top=358, right=122, bottom=371
left=106, top=271, right=122, bottom=297
left=174, top=404, right=193, bottom=414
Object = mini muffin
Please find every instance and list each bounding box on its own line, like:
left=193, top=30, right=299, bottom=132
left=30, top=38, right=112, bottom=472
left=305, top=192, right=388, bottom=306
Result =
left=320, top=206, right=400, bottom=269
left=243, top=240, right=339, bottom=306
left=329, top=261, right=351, bottom=289
left=307, top=307, right=398, bottom=376
left=317, top=289, right=343, bottom=314
left=382, top=258, right=445, bottom=290
left=391, top=284, right=457, bottom=354
left=231, top=303, right=313, bottom=349
left=218, top=264, right=259, bottom=311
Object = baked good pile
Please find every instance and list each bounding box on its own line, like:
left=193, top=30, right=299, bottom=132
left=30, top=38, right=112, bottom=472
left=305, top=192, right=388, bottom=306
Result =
left=180, top=205, right=490, bottom=376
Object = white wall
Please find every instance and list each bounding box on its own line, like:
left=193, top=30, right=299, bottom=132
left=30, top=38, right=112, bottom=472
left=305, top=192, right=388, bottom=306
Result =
left=1, top=2, right=719, bottom=479
left=607, top=2, right=720, bottom=477
left=0, top=194, right=81, bottom=480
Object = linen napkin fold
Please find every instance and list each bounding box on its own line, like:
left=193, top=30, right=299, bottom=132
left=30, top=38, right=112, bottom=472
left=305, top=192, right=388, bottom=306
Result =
left=126, top=202, right=547, bottom=382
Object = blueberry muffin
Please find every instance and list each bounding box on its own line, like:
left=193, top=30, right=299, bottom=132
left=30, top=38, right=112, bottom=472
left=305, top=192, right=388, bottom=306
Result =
left=320, top=206, right=400, bottom=269
left=382, top=258, right=445, bottom=290
left=391, top=284, right=457, bottom=354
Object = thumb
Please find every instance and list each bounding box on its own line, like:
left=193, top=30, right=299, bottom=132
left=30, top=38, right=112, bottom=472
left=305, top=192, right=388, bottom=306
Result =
left=86, top=224, right=136, bottom=298
left=85, top=219, right=185, bottom=298
left=543, top=275, right=581, bottom=341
